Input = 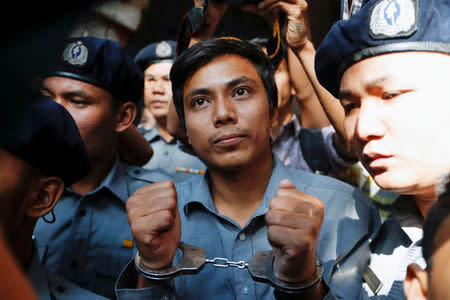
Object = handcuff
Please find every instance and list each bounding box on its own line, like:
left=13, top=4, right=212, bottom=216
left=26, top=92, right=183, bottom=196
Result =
left=135, top=242, right=323, bottom=293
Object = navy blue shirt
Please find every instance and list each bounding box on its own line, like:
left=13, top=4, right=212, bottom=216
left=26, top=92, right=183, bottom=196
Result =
left=34, top=157, right=172, bottom=299
left=116, top=156, right=381, bottom=299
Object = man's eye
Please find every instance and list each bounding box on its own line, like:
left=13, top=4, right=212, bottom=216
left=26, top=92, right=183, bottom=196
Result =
left=343, top=103, right=358, bottom=114
left=71, top=100, right=87, bottom=106
left=193, top=98, right=206, bottom=107
left=382, top=91, right=401, bottom=100
left=234, top=87, right=248, bottom=97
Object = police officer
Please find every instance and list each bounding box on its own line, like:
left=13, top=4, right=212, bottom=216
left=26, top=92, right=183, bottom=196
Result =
left=313, top=0, right=450, bottom=298
left=34, top=36, right=172, bottom=299
left=0, top=96, right=107, bottom=299
left=134, top=40, right=206, bottom=182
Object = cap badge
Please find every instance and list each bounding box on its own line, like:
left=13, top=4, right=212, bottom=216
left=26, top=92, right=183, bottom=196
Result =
left=155, top=41, right=172, bottom=58
left=369, top=0, right=418, bottom=40
left=63, top=40, right=88, bottom=66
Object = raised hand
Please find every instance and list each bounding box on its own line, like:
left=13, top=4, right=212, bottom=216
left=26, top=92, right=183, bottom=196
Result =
left=127, top=180, right=181, bottom=270
left=258, top=0, right=310, bottom=51
left=266, top=179, right=324, bottom=283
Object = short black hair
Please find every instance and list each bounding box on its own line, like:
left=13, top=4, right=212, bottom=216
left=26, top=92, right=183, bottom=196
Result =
left=422, top=172, right=450, bottom=269
left=170, top=38, right=278, bottom=129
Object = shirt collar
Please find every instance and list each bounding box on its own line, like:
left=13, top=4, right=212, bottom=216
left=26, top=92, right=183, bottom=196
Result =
left=183, top=155, right=301, bottom=218
left=144, top=126, right=176, bottom=144
left=270, top=114, right=301, bottom=143
left=143, top=126, right=160, bottom=142
left=66, top=154, right=128, bottom=204
left=370, top=195, right=424, bottom=250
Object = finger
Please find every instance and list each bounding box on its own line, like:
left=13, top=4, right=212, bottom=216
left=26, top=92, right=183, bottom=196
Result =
left=267, top=225, right=315, bottom=252
left=132, top=209, right=178, bottom=238
left=128, top=196, right=178, bottom=219
left=132, top=180, right=176, bottom=196
left=272, top=190, right=323, bottom=207
left=278, top=178, right=296, bottom=189
left=265, top=209, right=322, bottom=230
left=129, top=187, right=177, bottom=206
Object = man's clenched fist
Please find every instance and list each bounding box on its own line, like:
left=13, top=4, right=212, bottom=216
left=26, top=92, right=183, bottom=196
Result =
left=266, top=179, right=324, bottom=283
left=127, top=180, right=181, bottom=270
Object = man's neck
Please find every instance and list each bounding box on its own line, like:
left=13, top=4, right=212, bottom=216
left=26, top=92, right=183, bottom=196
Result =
left=412, top=185, right=438, bottom=218
left=70, top=151, right=116, bottom=195
left=271, top=106, right=293, bottom=139
left=209, top=152, right=274, bottom=228
left=155, top=118, right=173, bottom=143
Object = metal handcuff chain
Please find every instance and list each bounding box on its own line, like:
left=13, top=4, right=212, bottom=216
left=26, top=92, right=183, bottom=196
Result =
left=135, top=242, right=323, bottom=293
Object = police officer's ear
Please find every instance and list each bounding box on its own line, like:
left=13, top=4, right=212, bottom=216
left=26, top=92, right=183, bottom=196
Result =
left=26, top=176, right=64, bottom=219
left=115, top=101, right=137, bottom=133
left=403, top=263, right=428, bottom=300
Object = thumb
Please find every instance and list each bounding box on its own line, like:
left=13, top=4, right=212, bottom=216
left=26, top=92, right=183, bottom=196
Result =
left=278, top=179, right=296, bottom=189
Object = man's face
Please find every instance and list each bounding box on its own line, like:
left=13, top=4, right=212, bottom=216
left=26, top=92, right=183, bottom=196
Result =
left=143, top=62, right=173, bottom=120
left=428, top=216, right=450, bottom=300
left=339, top=52, right=450, bottom=195
left=183, top=54, right=273, bottom=170
left=274, top=58, right=292, bottom=112
left=0, top=148, right=35, bottom=239
left=41, top=76, right=117, bottom=163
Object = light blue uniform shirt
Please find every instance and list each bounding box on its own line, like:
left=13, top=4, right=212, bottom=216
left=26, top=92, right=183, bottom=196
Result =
left=141, top=126, right=206, bottom=182
left=116, top=156, right=381, bottom=300
left=34, top=157, right=172, bottom=299
left=27, top=241, right=107, bottom=300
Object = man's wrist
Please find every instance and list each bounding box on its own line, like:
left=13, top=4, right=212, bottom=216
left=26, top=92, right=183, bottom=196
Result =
left=274, top=279, right=328, bottom=300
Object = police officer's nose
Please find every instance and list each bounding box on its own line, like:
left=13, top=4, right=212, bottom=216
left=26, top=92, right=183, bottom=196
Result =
left=355, top=100, right=386, bottom=142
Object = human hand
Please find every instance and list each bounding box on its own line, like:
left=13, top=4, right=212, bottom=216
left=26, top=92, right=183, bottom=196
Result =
left=192, top=0, right=229, bottom=39
left=257, top=0, right=310, bottom=51
left=127, top=180, right=181, bottom=269
left=266, top=179, right=324, bottom=283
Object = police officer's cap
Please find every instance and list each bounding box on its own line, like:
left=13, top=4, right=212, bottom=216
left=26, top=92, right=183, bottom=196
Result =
left=0, top=96, right=91, bottom=186
left=46, top=36, right=143, bottom=104
left=134, top=40, right=177, bottom=72
left=315, top=0, right=450, bottom=98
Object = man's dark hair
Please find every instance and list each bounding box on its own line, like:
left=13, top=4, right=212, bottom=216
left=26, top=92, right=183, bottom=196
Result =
left=170, top=38, right=278, bottom=129
left=422, top=172, right=450, bottom=269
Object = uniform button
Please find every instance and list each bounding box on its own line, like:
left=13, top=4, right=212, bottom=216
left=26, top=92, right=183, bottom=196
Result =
left=239, top=233, right=247, bottom=241
left=161, top=294, right=169, bottom=300
left=71, top=261, right=78, bottom=269
left=164, top=151, right=169, bottom=155
left=134, top=169, right=141, bottom=175
left=56, top=285, right=65, bottom=294
left=242, top=286, right=249, bottom=294
left=79, top=209, right=86, bottom=217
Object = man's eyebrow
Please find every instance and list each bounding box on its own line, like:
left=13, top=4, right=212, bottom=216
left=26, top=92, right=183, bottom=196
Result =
left=365, top=75, right=390, bottom=90
left=185, top=88, right=212, bottom=100
left=185, top=76, right=257, bottom=100
left=338, top=90, right=352, bottom=101
left=40, top=84, right=52, bottom=94
left=226, top=76, right=257, bottom=88
left=338, top=75, right=392, bottom=100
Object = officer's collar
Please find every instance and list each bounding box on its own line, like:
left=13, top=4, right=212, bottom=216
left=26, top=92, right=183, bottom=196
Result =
left=65, top=154, right=128, bottom=204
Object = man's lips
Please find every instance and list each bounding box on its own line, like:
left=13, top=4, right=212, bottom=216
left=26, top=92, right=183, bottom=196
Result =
left=150, top=99, right=168, bottom=106
left=213, top=133, right=247, bottom=147
left=363, top=152, right=393, bottom=170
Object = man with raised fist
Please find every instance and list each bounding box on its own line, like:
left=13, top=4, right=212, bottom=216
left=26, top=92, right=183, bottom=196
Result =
left=115, top=38, right=380, bottom=299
